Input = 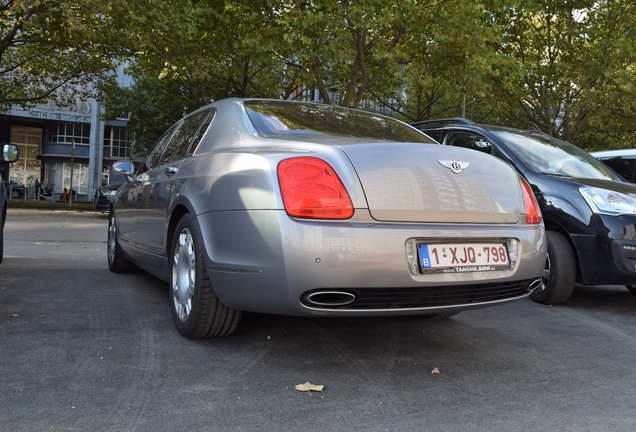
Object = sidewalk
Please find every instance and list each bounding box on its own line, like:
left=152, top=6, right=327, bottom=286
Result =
left=7, top=198, right=96, bottom=212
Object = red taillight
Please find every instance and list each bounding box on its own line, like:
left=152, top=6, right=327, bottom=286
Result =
left=277, top=157, right=354, bottom=219
left=520, top=176, right=542, bottom=224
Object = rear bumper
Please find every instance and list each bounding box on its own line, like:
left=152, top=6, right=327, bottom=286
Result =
left=198, top=210, right=546, bottom=317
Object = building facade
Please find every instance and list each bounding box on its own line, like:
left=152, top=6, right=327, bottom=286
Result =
left=0, top=97, right=132, bottom=200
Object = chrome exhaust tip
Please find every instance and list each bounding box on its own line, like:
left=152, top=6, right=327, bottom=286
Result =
left=527, top=278, right=542, bottom=293
left=304, top=291, right=356, bottom=307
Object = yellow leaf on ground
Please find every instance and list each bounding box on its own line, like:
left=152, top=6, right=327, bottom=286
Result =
left=9, top=313, right=18, bottom=317
left=431, top=368, right=440, bottom=374
left=295, top=382, right=324, bottom=392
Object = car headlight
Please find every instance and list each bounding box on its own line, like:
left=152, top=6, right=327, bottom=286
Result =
left=580, top=186, right=636, bottom=216
left=103, top=190, right=117, bottom=197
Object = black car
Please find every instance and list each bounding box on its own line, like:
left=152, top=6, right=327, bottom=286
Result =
left=590, top=149, right=636, bottom=183
left=92, top=184, right=121, bottom=212
left=412, top=118, right=636, bottom=304
left=1, top=144, right=20, bottom=264
left=2, top=179, right=26, bottom=199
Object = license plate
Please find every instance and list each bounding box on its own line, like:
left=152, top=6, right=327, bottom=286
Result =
left=418, top=242, right=509, bottom=273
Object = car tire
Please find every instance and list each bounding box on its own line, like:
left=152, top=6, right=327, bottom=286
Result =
left=11, top=189, right=19, bottom=199
left=625, top=285, right=636, bottom=294
left=422, top=311, right=461, bottom=320
left=530, top=230, right=576, bottom=305
left=170, top=214, right=242, bottom=338
left=107, top=209, right=137, bottom=273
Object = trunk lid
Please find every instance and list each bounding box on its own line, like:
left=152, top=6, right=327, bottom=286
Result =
left=341, top=143, right=523, bottom=224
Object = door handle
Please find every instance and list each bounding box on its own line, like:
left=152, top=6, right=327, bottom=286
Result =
left=165, top=166, right=179, bottom=177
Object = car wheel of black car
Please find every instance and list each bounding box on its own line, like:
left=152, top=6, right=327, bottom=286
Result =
left=170, top=214, right=242, bottom=338
left=107, top=209, right=137, bottom=273
left=530, top=231, right=576, bottom=305
left=625, top=285, right=636, bottom=294
left=10, top=189, right=19, bottom=199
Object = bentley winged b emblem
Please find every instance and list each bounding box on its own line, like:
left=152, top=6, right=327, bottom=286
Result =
left=438, top=160, right=470, bottom=174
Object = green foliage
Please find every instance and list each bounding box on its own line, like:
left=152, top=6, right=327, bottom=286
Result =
left=92, top=0, right=636, bottom=152
left=478, top=0, right=636, bottom=143
left=98, top=67, right=214, bottom=156
left=0, top=0, right=133, bottom=109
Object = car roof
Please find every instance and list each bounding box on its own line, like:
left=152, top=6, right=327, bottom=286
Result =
left=590, top=149, right=636, bottom=158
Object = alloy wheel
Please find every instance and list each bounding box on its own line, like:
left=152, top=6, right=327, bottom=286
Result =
left=172, top=228, right=195, bottom=322
left=108, top=214, right=116, bottom=265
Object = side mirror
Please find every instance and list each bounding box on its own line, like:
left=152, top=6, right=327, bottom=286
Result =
left=1, top=144, right=19, bottom=163
left=112, top=160, right=136, bottom=182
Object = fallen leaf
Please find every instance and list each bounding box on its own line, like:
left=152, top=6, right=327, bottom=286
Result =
left=431, top=368, right=440, bottom=374
left=9, top=313, right=18, bottom=317
left=41, top=315, right=47, bottom=318
left=295, top=382, right=324, bottom=392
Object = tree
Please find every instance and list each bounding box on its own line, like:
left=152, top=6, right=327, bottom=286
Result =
left=274, top=0, right=451, bottom=108
left=369, top=0, right=508, bottom=123
left=0, top=0, right=133, bottom=110
left=102, top=0, right=459, bottom=149
left=99, top=68, right=216, bottom=156
left=481, top=0, right=636, bottom=143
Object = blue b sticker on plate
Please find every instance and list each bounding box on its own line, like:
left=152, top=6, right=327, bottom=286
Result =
left=419, top=244, right=432, bottom=268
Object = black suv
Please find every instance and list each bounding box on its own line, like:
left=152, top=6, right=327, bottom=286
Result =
left=412, top=118, right=636, bottom=304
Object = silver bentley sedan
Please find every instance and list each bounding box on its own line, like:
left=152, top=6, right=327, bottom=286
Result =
left=108, top=98, right=546, bottom=338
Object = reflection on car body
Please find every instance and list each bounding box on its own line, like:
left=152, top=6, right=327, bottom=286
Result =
left=107, top=99, right=546, bottom=338
left=413, top=118, right=636, bottom=305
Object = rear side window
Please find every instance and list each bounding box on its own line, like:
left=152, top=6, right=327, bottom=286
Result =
left=599, top=156, right=636, bottom=183
left=159, top=110, right=212, bottom=165
left=146, top=125, right=178, bottom=171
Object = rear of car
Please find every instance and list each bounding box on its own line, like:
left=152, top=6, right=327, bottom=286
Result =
left=195, top=149, right=545, bottom=317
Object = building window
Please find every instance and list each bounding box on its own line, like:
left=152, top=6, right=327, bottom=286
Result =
left=104, top=126, right=132, bottom=159
left=45, top=162, right=88, bottom=195
left=10, top=125, right=42, bottom=186
left=49, top=122, right=91, bottom=145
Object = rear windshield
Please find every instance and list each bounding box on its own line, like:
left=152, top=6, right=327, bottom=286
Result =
left=244, top=100, right=434, bottom=143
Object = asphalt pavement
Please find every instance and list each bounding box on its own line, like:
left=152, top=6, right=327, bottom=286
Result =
left=2, top=208, right=636, bottom=431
